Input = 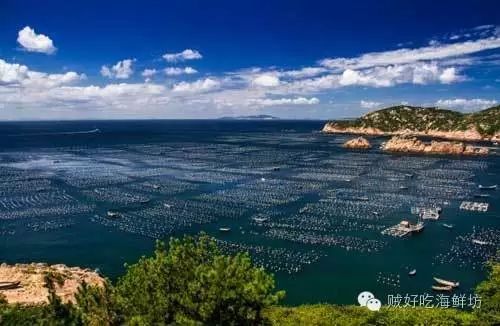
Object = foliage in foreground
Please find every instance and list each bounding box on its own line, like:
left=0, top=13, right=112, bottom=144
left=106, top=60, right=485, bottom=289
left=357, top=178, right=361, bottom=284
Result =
left=0, top=234, right=499, bottom=325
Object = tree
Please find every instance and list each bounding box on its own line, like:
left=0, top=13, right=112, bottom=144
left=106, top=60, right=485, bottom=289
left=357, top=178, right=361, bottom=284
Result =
left=475, top=261, right=500, bottom=325
left=114, top=233, right=285, bottom=325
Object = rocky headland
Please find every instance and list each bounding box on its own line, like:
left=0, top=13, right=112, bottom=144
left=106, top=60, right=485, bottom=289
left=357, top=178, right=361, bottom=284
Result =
left=0, top=263, right=104, bottom=305
left=380, top=136, right=489, bottom=156
left=323, top=105, right=500, bottom=143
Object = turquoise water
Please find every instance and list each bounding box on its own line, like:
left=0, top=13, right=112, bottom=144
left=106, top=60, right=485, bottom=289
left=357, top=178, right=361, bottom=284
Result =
left=0, top=120, right=498, bottom=305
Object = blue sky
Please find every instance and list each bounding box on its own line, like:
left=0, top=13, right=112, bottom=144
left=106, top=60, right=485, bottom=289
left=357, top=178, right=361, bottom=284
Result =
left=1, top=0, right=500, bottom=120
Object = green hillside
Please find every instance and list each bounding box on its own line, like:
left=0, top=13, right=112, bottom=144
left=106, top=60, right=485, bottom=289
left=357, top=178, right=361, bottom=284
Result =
left=331, top=105, right=500, bottom=136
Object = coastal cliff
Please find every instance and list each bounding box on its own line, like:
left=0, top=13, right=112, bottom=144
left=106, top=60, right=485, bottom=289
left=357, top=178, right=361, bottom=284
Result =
left=0, top=263, right=104, bottom=304
left=381, top=136, right=489, bottom=156
left=323, top=105, right=500, bottom=142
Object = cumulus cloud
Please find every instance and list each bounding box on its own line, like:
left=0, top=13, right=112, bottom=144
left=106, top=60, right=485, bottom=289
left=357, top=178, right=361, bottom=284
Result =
left=164, top=67, right=198, bottom=76
left=0, top=59, right=84, bottom=87
left=360, top=100, right=382, bottom=109
left=101, top=59, right=135, bottom=79
left=435, top=98, right=497, bottom=111
left=141, top=69, right=157, bottom=78
left=163, top=49, right=202, bottom=62
left=17, top=26, right=56, bottom=54
left=248, top=97, right=319, bottom=107
left=172, top=78, right=220, bottom=93
left=252, top=74, right=280, bottom=87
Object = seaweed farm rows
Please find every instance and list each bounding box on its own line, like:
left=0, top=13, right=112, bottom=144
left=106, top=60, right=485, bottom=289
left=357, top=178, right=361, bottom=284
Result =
left=0, top=124, right=498, bottom=304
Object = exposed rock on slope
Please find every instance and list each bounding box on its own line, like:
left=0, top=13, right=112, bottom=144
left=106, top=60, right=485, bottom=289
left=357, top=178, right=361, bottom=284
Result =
left=342, top=137, right=372, bottom=149
left=0, top=263, right=104, bottom=304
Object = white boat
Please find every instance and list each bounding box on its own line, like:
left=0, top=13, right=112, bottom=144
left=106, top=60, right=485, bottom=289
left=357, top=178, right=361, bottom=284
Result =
left=408, top=269, right=416, bottom=276
left=432, top=285, right=453, bottom=292
left=472, top=239, right=491, bottom=245
left=478, top=184, right=497, bottom=190
left=442, top=223, right=454, bottom=229
left=219, top=227, right=231, bottom=232
left=433, top=277, right=459, bottom=288
left=163, top=203, right=173, bottom=208
left=107, top=210, right=122, bottom=218
left=252, top=216, right=269, bottom=223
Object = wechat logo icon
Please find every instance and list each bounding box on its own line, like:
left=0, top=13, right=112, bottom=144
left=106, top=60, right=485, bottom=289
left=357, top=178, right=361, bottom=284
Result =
left=357, top=291, right=381, bottom=311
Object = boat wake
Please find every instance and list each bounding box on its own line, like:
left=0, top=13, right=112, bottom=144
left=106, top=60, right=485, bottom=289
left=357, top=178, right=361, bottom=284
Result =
left=8, top=128, right=101, bottom=137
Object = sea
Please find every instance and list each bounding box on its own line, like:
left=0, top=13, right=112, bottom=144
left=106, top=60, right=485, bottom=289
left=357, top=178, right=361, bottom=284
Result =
left=0, top=120, right=498, bottom=305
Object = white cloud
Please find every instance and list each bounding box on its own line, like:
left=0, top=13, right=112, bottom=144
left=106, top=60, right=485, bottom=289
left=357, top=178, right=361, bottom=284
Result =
left=163, top=49, right=202, bottom=62
left=319, top=36, right=500, bottom=70
left=141, top=69, right=157, bottom=78
left=360, top=100, right=382, bottom=109
left=252, top=74, right=280, bottom=87
left=172, top=78, right=220, bottom=93
left=248, top=97, right=319, bottom=107
left=438, top=67, right=461, bottom=84
left=0, top=59, right=84, bottom=88
left=435, top=98, right=497, bottom=111
left=164, top=67, right=198, bottom=76
left=101, top=59, right=135, bottom=79
left=17, top=26, right=56, bottom=54
left=281, top=67, right=327, bottom=79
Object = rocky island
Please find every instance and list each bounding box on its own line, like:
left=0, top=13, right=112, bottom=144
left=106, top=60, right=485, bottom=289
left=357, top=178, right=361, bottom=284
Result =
left=323, top=105, right=500, bottom=142
left=342, top=136, right=372, bottom=149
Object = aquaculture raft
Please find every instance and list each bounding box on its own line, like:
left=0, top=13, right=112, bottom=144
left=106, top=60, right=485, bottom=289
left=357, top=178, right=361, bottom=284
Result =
left=459, top=201, right=489, bottom=212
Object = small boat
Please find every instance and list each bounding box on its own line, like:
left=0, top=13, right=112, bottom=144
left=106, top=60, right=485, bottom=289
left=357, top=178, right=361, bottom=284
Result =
left=432, top=285, right=453, bottom=292
left=442, top=223, right=454, bottom=229
left=219, top=227, right=231, bottom=232
left=408, top=269, right=417, bottom=276
left=472, top=239, right=491, bottom=245
left=252, top=216, right=269, bottom=223
left=0, top=281, right=21, bottom=290
left=404, top=173, right=414, bottom=178
left=152, top=184, right=161, bottom=190
left=260, top=177, right=266, bottom=182
left=163, top=203, right=173, bottom=208
left=433, top=277, right=459, bottom=288
left=107, top=210, right=122, bottom=218
left=478, top=184, right=497, bottom=190
left=139, top=199, right=151, bottom=204
left=399, top=186, right=409, bottom=190
left=474, top=193, right=490, bottom=198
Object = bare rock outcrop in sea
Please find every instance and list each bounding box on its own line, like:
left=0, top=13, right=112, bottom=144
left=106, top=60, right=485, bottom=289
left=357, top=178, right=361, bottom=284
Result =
left=380, top=136, right=489, bottom=156
left=0, top=263, right=105, bottom=304
left=342, top=136, right=372, bottom=149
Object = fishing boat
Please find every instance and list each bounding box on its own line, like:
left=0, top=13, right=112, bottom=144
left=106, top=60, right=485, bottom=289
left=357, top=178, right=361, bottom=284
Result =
left=252, top=216, right=269, bottom=223
left=219, top=227, right=231, bottom=232
left=442, top=223, right=454, bottom=229
left=433, top=277, right=459, bottom=288
left=478, top=184, right=497, bottom=190
left=0, top=281, right=21, bottom=290
left=107, top=210, right=122, bottom=218
left=472, top=239, right=491, bottom=245
left=408, top=269, right=416, bottom=276
left=432, top=285, right=453, bottom=292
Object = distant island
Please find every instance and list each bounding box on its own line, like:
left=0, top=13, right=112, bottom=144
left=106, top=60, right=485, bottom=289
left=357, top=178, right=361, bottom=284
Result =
left=218, top=114, right=280, bottom=120
left=323, top=105, right=500, bottom=142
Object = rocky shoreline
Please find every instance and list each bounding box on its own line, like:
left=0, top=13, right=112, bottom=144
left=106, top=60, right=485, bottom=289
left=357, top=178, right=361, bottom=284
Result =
left=0, top=263, right=104, bottom=305
left=322, top=123, right=500, bottom=142
left=380, top=136, right=489, bottom=156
